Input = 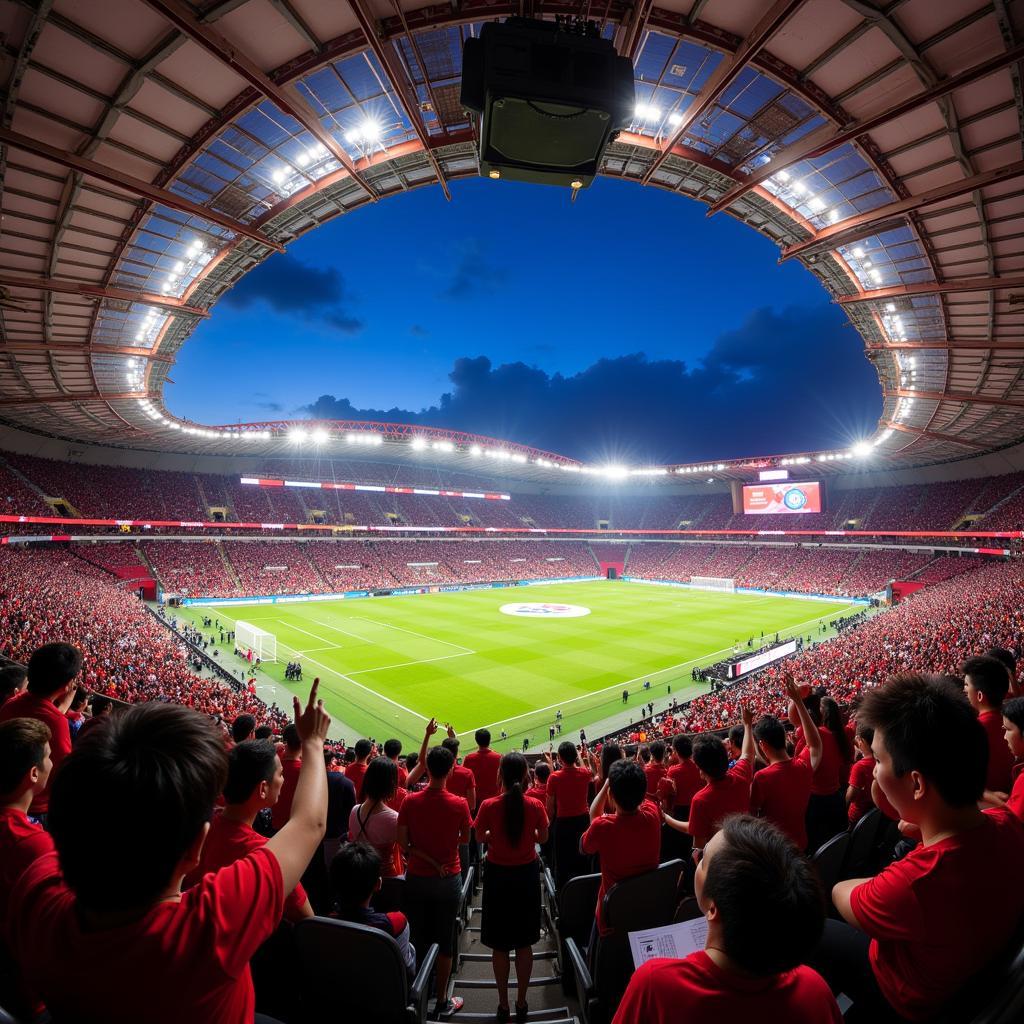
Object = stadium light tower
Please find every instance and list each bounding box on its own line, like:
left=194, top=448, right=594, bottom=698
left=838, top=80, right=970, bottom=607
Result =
left=312, top=428, right=329, bottom=444
left=289, top=428, right=308, bottom=444
left=852, top=441, right=873, bottom=457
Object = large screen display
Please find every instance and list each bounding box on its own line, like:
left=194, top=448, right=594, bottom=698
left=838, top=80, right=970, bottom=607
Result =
left=727, top=639, right=799, bottom=679
left=742, top=481, right=822, bottom=515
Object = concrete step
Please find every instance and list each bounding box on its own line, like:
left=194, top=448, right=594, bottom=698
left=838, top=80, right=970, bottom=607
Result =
left=455, top=976, right=561, bottom=990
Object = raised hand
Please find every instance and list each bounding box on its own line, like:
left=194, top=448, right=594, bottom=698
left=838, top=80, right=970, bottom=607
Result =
left=293, top=678, right=330, bottom=744
left=424, top=717, right=439, bottom=739
left=740, top=704, right=754, bottom=726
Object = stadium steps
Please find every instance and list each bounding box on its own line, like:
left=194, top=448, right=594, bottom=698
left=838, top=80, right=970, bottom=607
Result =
left=216, top=542, right=244, bottom=592
left=136, top=544, right=163, bottom=587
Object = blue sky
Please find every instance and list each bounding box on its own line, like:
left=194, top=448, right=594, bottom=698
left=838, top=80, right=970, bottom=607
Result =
left=169, top=176, right=881, bottom=462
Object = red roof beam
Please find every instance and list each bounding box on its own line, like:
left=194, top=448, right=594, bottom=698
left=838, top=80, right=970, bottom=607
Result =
left=885, top=388, right=1024, bottom=410
left=838, top=274, right=1024, bottom=304
left=867, top=340, right=1024, bottom=351
left=0, top=391, right=151, bottom=406
left=0, top=343, right=173, bottom=362
left=882, top=421, right=986, bottom=449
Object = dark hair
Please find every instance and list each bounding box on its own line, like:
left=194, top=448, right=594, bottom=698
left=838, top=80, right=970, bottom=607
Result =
left=231, top=714, right=256, bottom=743
left=0, top=664, right=27, bottom=702
left=557, top=741, right=577, bottom=765
left=638, top=745, right=651, bottom=764
left=860, top=674, right=987, bottom=807
left=354, top=738, right=372, bottom=759
left=499, top=752, right=528, bottom=848
left=324, top=751, right=338, bottom=769
left=282, top=723, right=301, bottom=750
left=984, top=647, right=1016, bottom=681
left=821, top=697, right=853, bottom=764
left=49, top=702, right=227, bottom=912
left=329, top=841, right=381, bottom=911
left=802, top=691, right=822, bottom=726
left=534, top=762, right=551, bottom=783
left=727, top=725, right=744, bottom=751
left=962, top=655, right=1011, bottom=707
left=404, top=753, right=419, bottom=772
left=601, top=743, right=623, bottom=780
left=362, top=757, right=398, bottom=802
left=475, top=728, right=491, bottom=748
left=672, top=734, right=693, bottom=759
left=0, top=718, right=51, bottom=795
left=223, top=740, right=278, bottom=804
left=649, top=740, right=666, bottom=762
left=254, top=724, right=273, bottom=740
left=608, top=760, right=647, bottom=812
left=426, top=745, right=454, bottom=779
left=384, top=738, right=402, bottom=759
left=693, top=735, right=729, bottom=780
left=1003, top=696, right=1024, bottom=733
left=70, top=687, right=89, bottom=711
left=27, top=643, right=83, bottom=697
left=855, top=722, right=875, bottom=746
left=754, top=715, right=786, bottom=752
left=90, top=695, right=112, bottom=716
left=441, top=737, right=460, bottom=758
left=703, top=815, right=825, bottom=976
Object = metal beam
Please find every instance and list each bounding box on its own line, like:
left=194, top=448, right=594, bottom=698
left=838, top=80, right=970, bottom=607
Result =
left=348, top=0, right=450, bottom=200
left=883, top=421, right=986, bottom=450
left=708, top=39, right=1024, bottom=215
left=620, top=0, right=655, bottom=63
left=868, top=339, right=1024, bottom=351
left=0, top=272, right=210, bottom=317
left=781, top=158, right=1024, bottom=262
left=0, top=343, right=173, bottom=363
left=838, top=274, right=1024, bottom=304
left=140, top=0, right=376, bottom=199
left=641, top=0, right=806, bottom=185
left=0, top=126, right=284, bottom=254
left=0, top=391, right=152, bottom=406
left=885, top=388, right=1024, bottom=409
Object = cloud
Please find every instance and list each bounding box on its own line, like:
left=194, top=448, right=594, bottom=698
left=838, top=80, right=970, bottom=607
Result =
left=440, top=239, right=507, bottom=300
left=303, top=304, right=881, bottom=462
left=255, top=400, right=283, bottom=413
left=222, top=253, right=363, bottom=334
left=409, top=324, right=429, bottom=337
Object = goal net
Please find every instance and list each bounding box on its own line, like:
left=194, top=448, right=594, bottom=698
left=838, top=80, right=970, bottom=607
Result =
left=235, top=621, right=278, bottom=663
left=690, top=576, right=736, bottom=593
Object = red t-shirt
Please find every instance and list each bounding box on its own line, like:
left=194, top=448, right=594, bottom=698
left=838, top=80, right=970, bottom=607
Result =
left=847, top=755, right=876, bottom=825
left=345, top=761, right=369, bottom=799
left=1007, top=763, right=1024, bottom=821
left=0, top=807, right=54, bottom=924
left=463, top=748, right=502, bottom=803
left=473, top=795, right=546, bottom=866
left=611, top=952, right=842, bottom=1024
left=271, top=755, right=301, bottom=830
left=9, top=847, right=284, bottom=1024
left=979, top=710, right=1014, bottom=793
left=0, top=691, right=73, bottom=815
left=547, top=764, right=592, bottom=818
left=688, top=759, right=753, bottom=850
left=386, top=786, right=408, bottom=813
left=185, top=815, right=307, bottom=918
left=658, top=759, right=703, bottom=810
left=447, top=764, right=476, bottom=807
left=850, top=807, right=1024, bottom=1020
left=397, top=786, right=471, bottom=877
left=581, top=800, right=661, bottom=934
left=749, top=751, right=813, bottom=850
left=644, top=762, right=667, bottom=796
left=396, top=762, right=408, bottom=787
left=794, top=727, right=842, bottom=796
left=525, top=782, right=548, bottom=820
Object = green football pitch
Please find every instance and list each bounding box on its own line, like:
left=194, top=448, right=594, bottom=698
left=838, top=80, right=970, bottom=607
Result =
left=178, top=582, right=857, bottom=751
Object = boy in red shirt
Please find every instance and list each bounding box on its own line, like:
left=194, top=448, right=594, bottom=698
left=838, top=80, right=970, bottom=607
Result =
left=271, top=722, right=303, bottom=830
left=644, top=740, right=668, bottom=796
left=846, top=723, right=877, bottom=826
left=344, top=738, right=373, bottom=797
left=463, top=728, right=502, bottom=803
left=820, top=674, right=1024, bottom=1022
left=663, top=707, right=754, bottom=858
left=612, top=815, right=841, bottom=1024
left=1000, top=696, right=1024, bottom=820
left=397, top=737, right=472, bottom=1019
left=581, top=760, right=662, bottom=936
left=384, top=738, right=408, bottom=787
left=8, top=680, right=331, bottom=1024
left=545, top=740, right=594, bottom=889
left=658, top=733, right=703, bottom=862
left=0, top=643, right=82, bottom=818
left=963, top=654, right=1014, bottom=793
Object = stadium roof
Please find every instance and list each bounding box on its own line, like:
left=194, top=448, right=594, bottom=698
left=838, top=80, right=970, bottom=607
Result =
left=1, top=0, right=1022, bottom=473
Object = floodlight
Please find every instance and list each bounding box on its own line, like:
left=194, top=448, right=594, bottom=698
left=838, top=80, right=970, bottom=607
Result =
left=411, top=437, right=427, bottom=451
left=272, top=168, right=287, bottom=185
left=667, top=111, right=684, bottom=127
left=828, top=209, right=840, bottom=223
left=312, top=428, right=329, bottom=444
left=469, top=444, right=482, bottom=456
left=634, top=103, right=660, bottom=121
left=853, top=247, right=865, bottom=258
left=792, top=181, right=807, bottom=195
left=886, top=303, right=896, bottom=312
left=870, top=269, right=882, bottom=284
left=289, top=428, right=308, bottom=443
left=852, top=442, right=872, bottom=457
left=776, top=170, right=790, bottom=183
left=808, top=197, right=825, bottom=213
left=603, top=465, right=628, bottom=480
left=297, top=152, right=310, bottom=167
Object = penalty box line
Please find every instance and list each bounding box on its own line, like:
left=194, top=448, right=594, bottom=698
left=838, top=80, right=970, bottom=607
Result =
left=458, top=602, right=857, bottom=738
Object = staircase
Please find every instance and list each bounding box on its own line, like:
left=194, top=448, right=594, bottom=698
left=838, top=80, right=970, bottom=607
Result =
left=216, top=542, right=243, bottom=592
left=136, top=544, right=164, bottom=589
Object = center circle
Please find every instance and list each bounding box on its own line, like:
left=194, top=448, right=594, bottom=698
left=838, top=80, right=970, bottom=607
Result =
left=499, top=602, right=592, bottom=618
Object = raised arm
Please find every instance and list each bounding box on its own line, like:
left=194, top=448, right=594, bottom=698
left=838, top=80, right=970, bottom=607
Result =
left=405, top=717, right=438, bottom=789
left=784, top=675, right=821, bottom=772
left=740, top=704, right=756, bottom=764
left=589, top=778, right=611, bottom=821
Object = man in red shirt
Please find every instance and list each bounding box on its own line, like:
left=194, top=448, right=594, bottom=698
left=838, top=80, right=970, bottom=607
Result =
left=8, top=680, right=331, bottom=1024
left=384, top=738, right=408, bottom=787
left=658, top=733, right=703, bottom=862
left=790, top=691, right=845, bottom=853
left=463, top=728, right=502, bottom=803
left=1000, top=697, right=1024, bottom=820
left=750, top=676, right=821, bottom=850
left=963, top=655, right=1014, bottom=793
left=819, top=674, right=1024, bottom=1022
left=271, top=722, right=303, bottom=830
left=78, top=694, right=113, bottom=741
left=0, top=643, right=82, bottom=818
left=644, top=740, right=668, bottom=796
left=612, top=815, right=841, bottom=1024
left=581, top=760, right=661, bottom=935
left=664, top=707, right=754, bottom=857
left=545, top=741, right=594, bottom=889
left=526, top=761, right=551, bottom=816
left=397, top=740, right=472, bottom=1020
left=846, top=723, right=877, bottom=826
left=0, top=663, right=27, bottom=710
left=344, top=738, right=373, bottom=798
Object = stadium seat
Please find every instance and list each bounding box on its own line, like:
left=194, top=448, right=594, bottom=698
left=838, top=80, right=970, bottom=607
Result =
left=811, top=832, right=850, bottom=916
left=566, top=860, right=684, bottom=1024
left=554, top=872, right=602, bottom=987
left=377, top=875, right=405, bottom=913
left=842, top=808, right=884, bottom=880
left=293, top=916, right=438, bottom=1024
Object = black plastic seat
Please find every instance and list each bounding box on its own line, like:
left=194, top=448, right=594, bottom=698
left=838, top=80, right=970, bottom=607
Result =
left=811, top=831, right=850, bottom=914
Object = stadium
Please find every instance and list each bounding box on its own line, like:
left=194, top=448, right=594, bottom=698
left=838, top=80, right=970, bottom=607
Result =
left=1, top=0, right=1023, bottom=1022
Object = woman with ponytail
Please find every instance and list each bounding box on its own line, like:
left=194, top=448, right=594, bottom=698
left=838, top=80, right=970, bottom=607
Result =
left=474, top=751, right=549, bottom=1022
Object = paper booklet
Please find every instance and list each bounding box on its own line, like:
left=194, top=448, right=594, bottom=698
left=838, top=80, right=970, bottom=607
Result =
left=628, top=916, right=709, bottom=968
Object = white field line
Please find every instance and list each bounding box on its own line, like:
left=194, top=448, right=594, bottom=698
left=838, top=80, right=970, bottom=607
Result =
left=212, top=609, right=429, bottom=725
left=459, top=602, right=856, bottom=737
left=287, top=623, right=344, bottom=648
left=349, top=616, right=476, bottom=655
left=348, top=651, right=474, bottom=675
left=309, top=619, right=378, bottom=643
left=293, top=646, right=342, bottom=655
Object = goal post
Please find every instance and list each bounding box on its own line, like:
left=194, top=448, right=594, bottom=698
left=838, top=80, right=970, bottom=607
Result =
left=690, top=576, right=736, bottom=593
left=235, top=621, right=278, bottom=663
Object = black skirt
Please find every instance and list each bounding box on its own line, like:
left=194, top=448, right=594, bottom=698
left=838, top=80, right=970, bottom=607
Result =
left=480, top=859, right=541, bottom=951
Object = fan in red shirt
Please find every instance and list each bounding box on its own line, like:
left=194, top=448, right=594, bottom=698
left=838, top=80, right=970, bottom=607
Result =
left=846, top=723, right=878, bottom=826
left=463, top=728, right=502, bottom=803
left=271, top=723, right=303, bottom=830
left=820, top=674, right=1024, bottom=1022
left=612, top=815, right=841, bottom=1024
left=1000, top=698, right=1024, bottom=820
left=0, top=663, right=28, bottom=710
left=383, top=738, right=408, bottom=788
left=0, top=643, right=82, bottom=817
left=8, top=680, right=332, bottom=1024
left=664, top=707, right=755, bottom=856
left=344, top=738, right=373, bottom=798
left=643, top=740, right=668, bottom=796
left=525, top=761, right=551, bottom=817
left=790, top=690, right=848, bottom=854
left=963, top=655, right=1015, bottom=794
left=581, top=760, right=662, bottom=935
left=657, top=734, right=703, bottom=862
left=545, top=741, right=594, bottom=889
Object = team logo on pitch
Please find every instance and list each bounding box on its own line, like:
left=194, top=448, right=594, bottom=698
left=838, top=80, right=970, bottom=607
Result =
left=500, top=602, right=591, bottom=618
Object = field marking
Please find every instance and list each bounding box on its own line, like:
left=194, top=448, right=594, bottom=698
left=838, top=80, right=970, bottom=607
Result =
left=308, top=619, right=377, bottom=643
left=348, top=651, right=475, bottom=675
left=294, top=646, right=342, bottom=655
left=458, top=602, right=858, bottom=737
left=349, top=616, right=476, bottom=655
left=286, top=623, right=344, bottom=649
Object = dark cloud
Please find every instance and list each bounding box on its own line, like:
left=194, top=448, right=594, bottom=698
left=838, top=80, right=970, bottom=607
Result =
left=222, top=253, right=363, bottom=334
left=255, top=400, right=283, bottom=413
left=409, top=324, right=430, bottom=337
left=440, top=239, right=507, bottom=300
left=303, top=304, right=881, bottom=462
